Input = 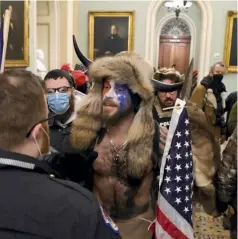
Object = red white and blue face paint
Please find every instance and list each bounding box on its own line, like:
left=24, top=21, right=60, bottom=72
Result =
left=102, top=78, right=132, bottom=118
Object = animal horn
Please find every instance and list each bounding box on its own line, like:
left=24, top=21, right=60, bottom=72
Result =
left=73, top=35, right=93, bottom=68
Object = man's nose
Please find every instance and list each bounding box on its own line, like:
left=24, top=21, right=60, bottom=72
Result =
left=106, top=88, right=117, bottom=98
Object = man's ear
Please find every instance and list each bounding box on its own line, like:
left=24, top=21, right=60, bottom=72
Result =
left=30, top=123, right=42, bottom=140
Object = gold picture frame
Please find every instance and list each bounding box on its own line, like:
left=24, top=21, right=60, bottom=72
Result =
left=1, top=0, right=29, bottom=68
left=88, top=11, right=135, bottom=60
left=223, top=11, right=238, bottom=73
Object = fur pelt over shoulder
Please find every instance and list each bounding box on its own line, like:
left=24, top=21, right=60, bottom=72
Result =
left=70, top=52, right=156, bottom=178
left=187, top=101, right=220, bottom=190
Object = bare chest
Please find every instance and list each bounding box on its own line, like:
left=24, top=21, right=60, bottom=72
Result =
left=93, top=135, right=127, bottom=176
left=93, top=135, right=155, bottom=219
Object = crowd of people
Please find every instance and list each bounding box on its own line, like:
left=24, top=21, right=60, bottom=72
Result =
left=0, top=52, right=236, bottom=239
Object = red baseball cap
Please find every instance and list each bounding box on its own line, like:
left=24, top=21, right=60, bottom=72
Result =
left=72, top=70, right=88, bottom=87
left=61, top=63, right=73, bottom=72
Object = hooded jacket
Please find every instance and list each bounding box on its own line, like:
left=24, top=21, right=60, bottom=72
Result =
left=49, top=92, right=84, bottom=153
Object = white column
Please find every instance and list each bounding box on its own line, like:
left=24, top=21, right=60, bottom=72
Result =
left=73, top=0, right=80, bottom=66
left=58, top=0, right=74, bottom=66
left=29, top=0, right=37, bottom=73
left=50, top=0, right=60, bottom=69
left=66, top=0, right=74, bottom=64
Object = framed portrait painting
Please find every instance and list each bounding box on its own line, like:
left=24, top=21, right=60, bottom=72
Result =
left=0, top=0, right=29, bottom=67
left=223, top=11, right=237, bottom=72
left=88, top=11, right=135, bottom=60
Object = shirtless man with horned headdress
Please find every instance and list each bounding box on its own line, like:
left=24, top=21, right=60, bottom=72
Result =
left=70, top=37, right=171, bottom=239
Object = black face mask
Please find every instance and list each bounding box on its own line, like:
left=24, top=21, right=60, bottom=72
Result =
left=213, top=74, right=224, bottom=82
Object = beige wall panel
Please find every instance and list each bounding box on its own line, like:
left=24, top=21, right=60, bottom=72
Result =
left=37, top=23, right=50, bottom=71
left=37, top=1, right=49, bottom=17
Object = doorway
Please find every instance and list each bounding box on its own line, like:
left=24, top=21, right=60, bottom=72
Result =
left=158, top=18, right=191, bottom=74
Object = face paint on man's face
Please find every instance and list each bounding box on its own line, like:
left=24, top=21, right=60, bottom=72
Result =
left=114, top=84, right=131, bottom=110
left=102, top=78, right=132, bottom=119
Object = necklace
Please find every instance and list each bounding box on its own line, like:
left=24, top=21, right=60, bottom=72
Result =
left=106, top=129, right=128, bottom=163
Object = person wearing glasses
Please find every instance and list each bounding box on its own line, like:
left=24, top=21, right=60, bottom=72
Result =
left=42, top=69, right=97, bottom=185
left=0, top=69, right=120, bottom=239
left=43, top=69, right=84, bottom=154
left=41, top=69, right=97, bottom=189
left=152, top=67, right=184, bottom=129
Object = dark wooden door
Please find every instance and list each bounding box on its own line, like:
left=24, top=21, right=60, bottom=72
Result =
left=159, top=36, right=191, bottom=74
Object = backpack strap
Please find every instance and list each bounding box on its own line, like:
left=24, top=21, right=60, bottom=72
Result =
left=152, top=105, right=160, bottom=122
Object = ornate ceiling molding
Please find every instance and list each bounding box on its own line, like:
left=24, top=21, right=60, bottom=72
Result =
left=161, top=19, right=190, bottom=37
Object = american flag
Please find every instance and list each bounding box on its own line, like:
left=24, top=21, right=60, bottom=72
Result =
left=0, top=8, right=12, bottom=72
left=150, top=99, right=194, bottom=239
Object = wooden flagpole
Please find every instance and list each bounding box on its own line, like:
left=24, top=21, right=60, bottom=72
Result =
left=1, top=7, right=12, bottom=72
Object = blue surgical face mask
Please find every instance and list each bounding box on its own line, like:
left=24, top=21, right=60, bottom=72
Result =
left=47, top=92, right=70, bottom=114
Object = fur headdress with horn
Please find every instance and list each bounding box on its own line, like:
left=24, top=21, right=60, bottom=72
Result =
left=72, top=35, right=185, bottom=94
left=71, top=45, right=156, bottom=178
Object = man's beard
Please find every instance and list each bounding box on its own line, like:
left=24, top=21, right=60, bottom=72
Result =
left=54, top=94, right=75, bottom=124
left=159, top=98, right=176, bottom=108
left=102, top=98, right=133, bottom=126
